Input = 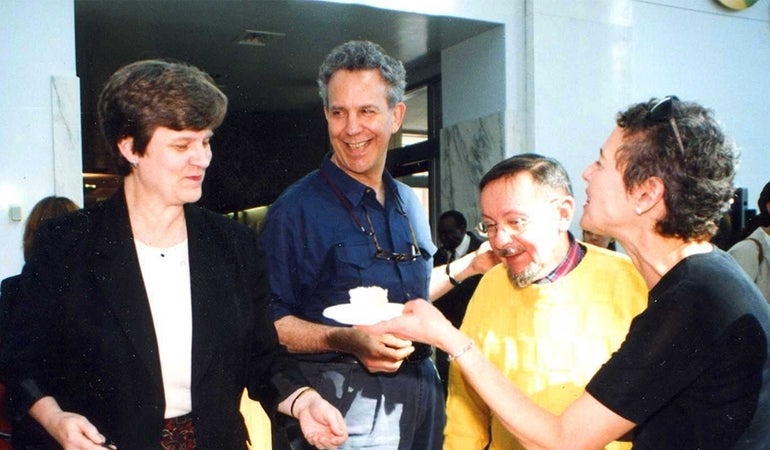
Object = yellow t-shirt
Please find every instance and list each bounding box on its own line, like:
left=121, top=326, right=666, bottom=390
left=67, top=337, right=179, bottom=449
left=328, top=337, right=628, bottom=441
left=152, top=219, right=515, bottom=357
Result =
left=444, top=244, right=647, bottom=450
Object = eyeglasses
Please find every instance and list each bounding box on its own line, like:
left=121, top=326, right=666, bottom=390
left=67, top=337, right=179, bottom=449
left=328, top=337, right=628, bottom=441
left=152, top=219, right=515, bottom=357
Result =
left=476, top=217, right=529, bottom=239
left=363, top=207, right=421, bottom=262
left=646, top=95, right=685, bottom=156
left=475, top=197, right=563, bottom=239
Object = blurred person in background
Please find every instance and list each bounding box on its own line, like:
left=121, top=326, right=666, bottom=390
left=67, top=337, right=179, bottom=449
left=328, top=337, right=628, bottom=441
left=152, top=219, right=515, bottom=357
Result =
left=581, top=228, right=616, bottom=251
left=434, top=210, right=485, bottom=266
left=729, top=181, right=770, bottom=301
left=1, top=196, right=79, bottom=450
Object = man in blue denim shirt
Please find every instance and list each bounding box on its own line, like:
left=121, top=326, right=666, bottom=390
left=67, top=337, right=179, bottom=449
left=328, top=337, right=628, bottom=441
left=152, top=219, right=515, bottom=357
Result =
left=262, top=41, right=444, bottom=449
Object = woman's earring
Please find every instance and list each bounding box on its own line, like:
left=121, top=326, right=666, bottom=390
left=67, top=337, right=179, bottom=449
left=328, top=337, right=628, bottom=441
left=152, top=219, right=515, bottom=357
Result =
left=130, top=159, right=138, bottom=168
left=635, top=207, right=643, bottom=216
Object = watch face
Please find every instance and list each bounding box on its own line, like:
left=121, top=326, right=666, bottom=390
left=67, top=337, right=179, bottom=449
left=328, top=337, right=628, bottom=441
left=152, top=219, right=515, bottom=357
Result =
left=716, top=0, right=759, bottom=10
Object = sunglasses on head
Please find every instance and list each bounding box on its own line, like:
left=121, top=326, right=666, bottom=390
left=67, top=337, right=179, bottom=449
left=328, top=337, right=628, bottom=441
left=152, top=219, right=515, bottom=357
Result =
left=645, top=95, right=685, bottom=156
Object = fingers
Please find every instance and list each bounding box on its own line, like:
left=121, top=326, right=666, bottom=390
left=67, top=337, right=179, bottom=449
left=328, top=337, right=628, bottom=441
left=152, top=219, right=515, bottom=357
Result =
left=379, top=332, right=413, bottom=350
left=52, top=415, right=114, bottom=449
left=300, top=401, right=348, bottom=449
left=328, top=410, right=347, bottom=436
left=402, top=299, right=421, bottom=312
left=389, top=344, right=415, bottom=360
left=361, top=358, right=404, bottom=373
left=472, top=241, right=500, bottom=272
left=305, top=430, right=347, bottom=449
left=350, top=328, right=412, bottom=358
left=359, top=333, right=415, bottom=372
left=306, top=424, right=347, bottom=448
left=80, top=419, right=108, bottom=446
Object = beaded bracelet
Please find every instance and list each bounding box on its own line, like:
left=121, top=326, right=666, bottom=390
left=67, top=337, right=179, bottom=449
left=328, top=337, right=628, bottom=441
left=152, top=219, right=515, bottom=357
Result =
left=447, top=340, right=474, bottom=361
left=290, top=386, right=316, bottom=418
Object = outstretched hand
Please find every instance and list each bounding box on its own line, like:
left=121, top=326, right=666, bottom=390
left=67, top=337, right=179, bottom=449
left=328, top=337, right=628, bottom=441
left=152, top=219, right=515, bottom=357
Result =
left=294, top=391, right=348, bottom=449
left=356, top=300, right=454, bottom=349
left=328, top=327, right=414, bottom=373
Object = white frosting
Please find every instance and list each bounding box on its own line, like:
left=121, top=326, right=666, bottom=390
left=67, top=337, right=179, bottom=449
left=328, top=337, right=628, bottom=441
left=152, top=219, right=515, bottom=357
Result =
left=348, top=286, right=389, bottom=306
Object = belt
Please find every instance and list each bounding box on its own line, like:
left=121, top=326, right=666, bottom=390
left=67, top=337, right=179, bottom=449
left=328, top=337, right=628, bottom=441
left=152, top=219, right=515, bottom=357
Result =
left=330, top=343, right=432, bottom=365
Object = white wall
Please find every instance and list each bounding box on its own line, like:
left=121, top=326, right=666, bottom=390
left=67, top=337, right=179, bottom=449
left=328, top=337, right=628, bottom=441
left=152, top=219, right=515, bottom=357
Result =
left=528, top=0, right=634, bottom=236
left=631, top=0, right=770, bottom=213
left=442, top=27, right=507, bottom=128
left=0, top=0, right=78, bottom=279
left=527, top=0, right=770, bottom=236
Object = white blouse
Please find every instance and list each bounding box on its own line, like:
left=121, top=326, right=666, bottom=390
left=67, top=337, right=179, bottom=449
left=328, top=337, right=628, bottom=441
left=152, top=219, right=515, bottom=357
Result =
left=135, top=238, right=193, bottom=418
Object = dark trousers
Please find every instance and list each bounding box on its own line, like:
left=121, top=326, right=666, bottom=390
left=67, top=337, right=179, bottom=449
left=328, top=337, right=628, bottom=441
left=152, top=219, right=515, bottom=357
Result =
left=278, top=358, right=445, bottom=450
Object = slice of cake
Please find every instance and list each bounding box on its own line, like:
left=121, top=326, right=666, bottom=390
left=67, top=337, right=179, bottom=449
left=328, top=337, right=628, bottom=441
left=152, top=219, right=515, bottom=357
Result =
left=348, top=286, right=389, bottom=306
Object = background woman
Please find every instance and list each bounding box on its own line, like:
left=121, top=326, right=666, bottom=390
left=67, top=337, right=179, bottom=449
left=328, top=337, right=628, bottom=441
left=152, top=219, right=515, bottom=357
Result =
left=729, top=181, right=770, bottom=301
left=1, top=196, right=79, bottom=449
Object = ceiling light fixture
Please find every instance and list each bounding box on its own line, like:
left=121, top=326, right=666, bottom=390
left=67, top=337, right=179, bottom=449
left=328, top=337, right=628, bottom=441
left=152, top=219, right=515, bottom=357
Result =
left=235, top=29, right=285, bottom=47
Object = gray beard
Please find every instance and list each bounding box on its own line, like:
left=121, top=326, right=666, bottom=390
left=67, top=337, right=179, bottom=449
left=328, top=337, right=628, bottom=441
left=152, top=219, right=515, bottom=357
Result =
left=506, top=261, right=545, bottom=288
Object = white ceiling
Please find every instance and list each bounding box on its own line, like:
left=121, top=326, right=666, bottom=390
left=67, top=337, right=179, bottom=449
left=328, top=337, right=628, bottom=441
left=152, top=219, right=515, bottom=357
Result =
left=74, top=1, right=501, bottom=210
left=75, top=0, right=499, bottom=115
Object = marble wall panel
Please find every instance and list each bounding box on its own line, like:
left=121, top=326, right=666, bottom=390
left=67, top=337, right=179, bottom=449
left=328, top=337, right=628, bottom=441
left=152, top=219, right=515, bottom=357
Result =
left=52, top=76, right=84, bottom=206
left=439, top=111, right=506, bottom=227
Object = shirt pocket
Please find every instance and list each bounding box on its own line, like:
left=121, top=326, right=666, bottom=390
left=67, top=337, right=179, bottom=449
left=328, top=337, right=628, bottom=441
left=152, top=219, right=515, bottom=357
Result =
left=321, top=239, right=375, bottom=290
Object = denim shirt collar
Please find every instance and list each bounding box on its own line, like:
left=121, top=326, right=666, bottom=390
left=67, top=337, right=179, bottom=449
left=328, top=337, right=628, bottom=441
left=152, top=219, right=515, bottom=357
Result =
left=320, top=153, right=400, bottom=209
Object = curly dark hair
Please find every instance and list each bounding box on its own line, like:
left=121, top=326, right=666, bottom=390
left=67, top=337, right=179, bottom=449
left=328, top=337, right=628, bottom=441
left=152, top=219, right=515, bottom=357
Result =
left=317, top=40, right=406, bottom=109
left=615, top=97, right=737, bottom=240
left=98, top=59, right=228, bottom=176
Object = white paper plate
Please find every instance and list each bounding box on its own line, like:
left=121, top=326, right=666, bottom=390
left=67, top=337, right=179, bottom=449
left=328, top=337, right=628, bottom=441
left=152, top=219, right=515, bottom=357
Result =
left=322, top=303, right=405, bottom=325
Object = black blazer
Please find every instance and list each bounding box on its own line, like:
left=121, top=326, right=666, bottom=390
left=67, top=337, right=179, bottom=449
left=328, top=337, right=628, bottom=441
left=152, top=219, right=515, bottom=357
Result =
left=0, top=189, right=305, bottom=449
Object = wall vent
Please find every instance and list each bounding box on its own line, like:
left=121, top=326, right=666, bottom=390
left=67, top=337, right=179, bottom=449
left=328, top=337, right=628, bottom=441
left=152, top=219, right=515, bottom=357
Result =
left=235, top=30, right=285, bottom=47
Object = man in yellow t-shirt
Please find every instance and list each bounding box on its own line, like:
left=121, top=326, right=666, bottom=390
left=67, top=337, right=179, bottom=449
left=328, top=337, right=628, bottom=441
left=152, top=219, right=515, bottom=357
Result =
left=444, top=154, right=647, bottom=450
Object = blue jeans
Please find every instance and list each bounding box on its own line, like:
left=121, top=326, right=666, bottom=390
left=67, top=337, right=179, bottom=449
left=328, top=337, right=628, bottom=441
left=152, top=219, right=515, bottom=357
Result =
left=282, top=358, right=445, bottom=450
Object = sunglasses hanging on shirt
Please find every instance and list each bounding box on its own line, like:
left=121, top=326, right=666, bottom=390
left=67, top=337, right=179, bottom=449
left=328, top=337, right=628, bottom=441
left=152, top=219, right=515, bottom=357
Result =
left=320, top=167, right=421, bottom=263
